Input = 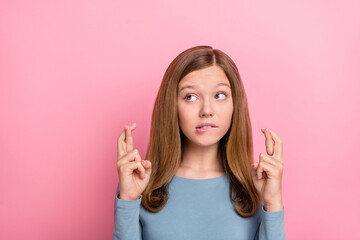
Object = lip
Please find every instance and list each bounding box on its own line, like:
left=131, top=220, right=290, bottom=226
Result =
left=196, top=123, right=218, bottom=128
left=195, top=123, right=218, bottom=133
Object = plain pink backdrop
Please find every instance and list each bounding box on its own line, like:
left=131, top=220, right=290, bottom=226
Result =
left=1, top=0, right=359, bottom=239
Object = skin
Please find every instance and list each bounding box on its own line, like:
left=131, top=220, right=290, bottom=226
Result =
left=117, top=66, right=284, bottom=212
left=117, top=123, right=152, bottom=201
left=176, top=65, right=233, bottom=179
left=252, top=128, right=284, bottom=212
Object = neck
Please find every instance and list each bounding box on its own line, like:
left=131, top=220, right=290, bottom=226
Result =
left=179, top=140, right=224, bottom=173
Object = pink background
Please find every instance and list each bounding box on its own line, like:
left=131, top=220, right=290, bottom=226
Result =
left=1, top=0, right=359, bottom=239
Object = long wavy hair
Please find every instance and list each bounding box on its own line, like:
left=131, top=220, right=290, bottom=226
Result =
left=142, top=45, right=260, bottom=217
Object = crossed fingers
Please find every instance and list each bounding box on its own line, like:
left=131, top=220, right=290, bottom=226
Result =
left=117, top=123, right=136, bottom=160
left=255, top=128, right=283, bottom=180
left=261, top=128, right=283, bottom=162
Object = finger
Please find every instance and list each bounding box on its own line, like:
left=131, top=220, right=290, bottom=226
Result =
left=117, top=149, right=142, bottom=166
left=129, top=122, right=136, bottom=130
left=268, top=129, right=283, bottom=162
left=117, top=128, right=127, bottom=159
left=259, top=153, right=282, bottom=169
left=256, top=160, right=274, bottom=180
left=261, top=128, right=274, bottom=156
left=252, top=162, right=259, bottom=169
left=126, top=161, right=146, bottom=179
left=136, top=159, right=151, bottom=175
left=251, top=162, right=259, bottom=177
left=125, top=123, right=137, bottom=153
left=142, top=160, right=152, bottom=170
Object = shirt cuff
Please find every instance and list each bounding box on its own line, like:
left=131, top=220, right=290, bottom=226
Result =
left=116, top=194, right=143, bottom=209
left=261, top=205, right=284, bottom=221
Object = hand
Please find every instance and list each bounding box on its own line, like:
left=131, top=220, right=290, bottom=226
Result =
left=251, top=128, right=284, bottom=212
left=117, top=123, right=152, bottom=200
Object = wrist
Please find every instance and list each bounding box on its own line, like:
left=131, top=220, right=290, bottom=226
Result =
left=263, top=199, right=284, bottom=212
left=119, top=193, right=139, bottom=201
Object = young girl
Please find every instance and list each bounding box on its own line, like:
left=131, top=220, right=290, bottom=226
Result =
left=113, top=46, right=285, bottom=239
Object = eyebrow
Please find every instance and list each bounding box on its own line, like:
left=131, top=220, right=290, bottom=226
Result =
left=178, top=83, right=231, bottom=92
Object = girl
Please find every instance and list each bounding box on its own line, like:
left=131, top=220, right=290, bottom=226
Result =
left=113, top=45, right=285, bottom=239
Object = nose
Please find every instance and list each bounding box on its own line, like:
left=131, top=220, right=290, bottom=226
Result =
left=199, top=98, right=213, bottom=118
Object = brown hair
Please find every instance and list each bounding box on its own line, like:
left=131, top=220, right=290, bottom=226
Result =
left=142, top=45, right=260, bottom=217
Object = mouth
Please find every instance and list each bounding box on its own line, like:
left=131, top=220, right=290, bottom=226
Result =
left=195, top=123, right=218, bottom=132
left=196, top=126, right=217, bottom=129
left=196, top=123, right=218, bottom=129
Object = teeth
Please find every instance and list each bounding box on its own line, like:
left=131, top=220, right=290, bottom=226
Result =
left=200, top=126, right=212, bottom=128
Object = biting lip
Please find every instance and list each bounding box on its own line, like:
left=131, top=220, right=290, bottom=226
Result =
left=196, top=123, right=218, bottom=128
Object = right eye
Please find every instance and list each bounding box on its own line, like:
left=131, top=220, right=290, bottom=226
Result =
left=184, top=94, right=196, bottom=102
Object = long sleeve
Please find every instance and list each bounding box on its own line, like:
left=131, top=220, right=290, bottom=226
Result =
left=254, top=205, right=285, bottom=240
left=112, top=175, right=286, bottom=239
left=112, top=184, right=143, bottom=240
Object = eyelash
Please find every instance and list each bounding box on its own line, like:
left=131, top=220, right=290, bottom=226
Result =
left=215, top=91, right=228, bottom=99
left=184, top=91, right=228, bottom=101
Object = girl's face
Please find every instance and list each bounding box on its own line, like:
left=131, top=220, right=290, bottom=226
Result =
left=177, top=65, right=234, bottom=148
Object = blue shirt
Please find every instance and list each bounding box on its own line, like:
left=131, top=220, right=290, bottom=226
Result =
left=113, top=174, right=285, bottom=239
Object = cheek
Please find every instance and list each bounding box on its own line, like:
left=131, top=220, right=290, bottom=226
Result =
left=228, top=105, right=234, bottom=119
left=177, top=103, right=184, bottom=121
left=223, top=103, right=234, bottom=124
left=177, top=103, right=187, bottom=130
left=177, top=103, right=195, bottom=131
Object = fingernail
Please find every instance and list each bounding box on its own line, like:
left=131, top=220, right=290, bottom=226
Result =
left=261, top=128, right=265, bottom=132
left=142, top=160, right=146, bottom=165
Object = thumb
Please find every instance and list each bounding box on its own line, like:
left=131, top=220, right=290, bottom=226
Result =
left=142, top=160, right=152, bottom=169
left=252, top=162, right=259, bottom=170
left=251, top=162, right=260, bottom=180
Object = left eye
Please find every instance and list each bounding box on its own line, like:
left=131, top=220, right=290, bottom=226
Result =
left=185, top=95, right=197, bottom=101
left=215, top=93, right=227, bottom=100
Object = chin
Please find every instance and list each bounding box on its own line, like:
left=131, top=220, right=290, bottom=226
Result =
left=187, top=138, right=221, bottom=148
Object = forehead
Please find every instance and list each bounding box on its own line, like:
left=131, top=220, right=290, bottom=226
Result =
left=178, top=65, right=230, bottom=88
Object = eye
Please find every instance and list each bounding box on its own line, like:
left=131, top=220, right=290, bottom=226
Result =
left=215, top=92, right=228, bottom=100
left=184, top=94, right=197, bottom=102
